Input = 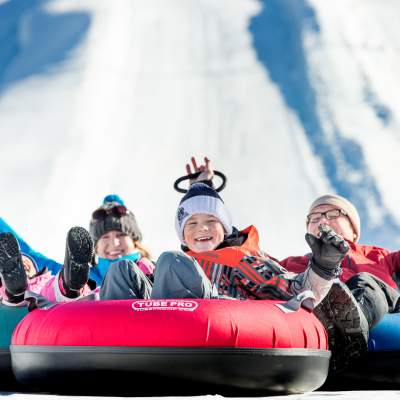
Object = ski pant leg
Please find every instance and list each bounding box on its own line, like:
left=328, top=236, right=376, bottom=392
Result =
left=151, top=251, right=215, bottom=299
left=345, top=272, right=400, bottom=329
left=99, top=260, right=152, bottom=300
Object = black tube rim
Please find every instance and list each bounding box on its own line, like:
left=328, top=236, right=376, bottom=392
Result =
left=173, top=171, right=227, bottom=193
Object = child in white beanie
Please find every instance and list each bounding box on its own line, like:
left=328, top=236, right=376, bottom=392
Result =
left=149, top=182, right=346, bottom=305
left=100, top=174, right=350, bottom=309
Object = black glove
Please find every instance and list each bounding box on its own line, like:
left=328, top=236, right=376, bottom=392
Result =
left=305, top=224, right=349, bottom=280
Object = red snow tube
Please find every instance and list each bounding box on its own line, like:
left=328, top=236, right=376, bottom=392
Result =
left=11, top=299, right=330, bottom=395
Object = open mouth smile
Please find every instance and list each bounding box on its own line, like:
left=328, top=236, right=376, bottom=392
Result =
left=195, top=236, right=212, bottom=242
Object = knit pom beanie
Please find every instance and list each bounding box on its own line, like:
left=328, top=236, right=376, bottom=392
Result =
left=90, top=194, right=142, bottom=244
left=175, top=183, right=232, bottom=243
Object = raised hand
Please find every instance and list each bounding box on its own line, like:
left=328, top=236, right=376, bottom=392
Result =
left=305, top=224, right=349, bottom=280
left=186, top=156, right=214, bottom=185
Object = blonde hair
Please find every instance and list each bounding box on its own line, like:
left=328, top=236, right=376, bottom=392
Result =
left=134, top=240, right=151, bottom=260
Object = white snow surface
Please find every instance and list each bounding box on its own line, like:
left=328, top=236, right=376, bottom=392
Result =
left=0, top=0, right=333, bottom=262
left=307, top=0, right=400, bottom=227
left=0, top=391, right=396, bottom=399
left=2, top=0, right=400, bottom=261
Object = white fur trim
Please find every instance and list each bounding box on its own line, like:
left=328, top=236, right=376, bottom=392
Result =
left=53, top=272, right=85, bottom=302
left=1, top=298, right=27, bottom=307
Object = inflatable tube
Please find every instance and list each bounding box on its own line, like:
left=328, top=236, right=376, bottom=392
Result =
left=322, top=313, right=400, bottom=390
left=352, top=313, right=400, bottom=385
left=369, top=313, right=400, bottom=352
left=11, top=299, right=330, bottom=395
left=0, top=304, right=28, bottom=386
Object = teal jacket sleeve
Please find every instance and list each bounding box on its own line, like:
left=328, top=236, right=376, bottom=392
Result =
left=0, top=217, right=62, bottom=275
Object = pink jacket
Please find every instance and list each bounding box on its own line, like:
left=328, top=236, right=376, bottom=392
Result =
left=0, top=270, right=53, bottom=302
left=1, top=257, right=155, bottom=305
left=0, top=271, right=92, bottom=304
left=136, top=257, right=155, bottom=275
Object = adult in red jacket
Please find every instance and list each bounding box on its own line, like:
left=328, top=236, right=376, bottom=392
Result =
left=184, top=157, right=378, bottom=372
left=281, top=194, right=400, bottom=371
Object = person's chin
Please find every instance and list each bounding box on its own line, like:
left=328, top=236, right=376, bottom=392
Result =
left=106, top=253, right=123, bottom=260
left=192, top=242, right=217, bottom=252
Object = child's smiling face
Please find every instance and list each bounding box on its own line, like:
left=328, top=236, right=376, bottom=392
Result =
left=96, top=230, right=136, bottom=259
left=183, top=213, right=225, bottom=253
left=21, top=255, right=37, bottom=278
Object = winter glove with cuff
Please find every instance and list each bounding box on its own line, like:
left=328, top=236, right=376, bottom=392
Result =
left=305, top=224, right=349, bottom=280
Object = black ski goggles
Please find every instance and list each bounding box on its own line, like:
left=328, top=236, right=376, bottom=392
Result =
left=91, top=204, right=128, bottom=221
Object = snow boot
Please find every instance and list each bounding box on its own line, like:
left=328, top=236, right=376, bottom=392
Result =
left=61, top=227, right=94, bottom=298
left=0, top=232, right=28, bottom=303
left=314, top=280, right=369, bottom=373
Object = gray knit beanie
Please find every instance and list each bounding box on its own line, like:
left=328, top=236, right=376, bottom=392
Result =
left=308, top=194, right=361, bottom=242
left=89, top=194, right=142, bottom=244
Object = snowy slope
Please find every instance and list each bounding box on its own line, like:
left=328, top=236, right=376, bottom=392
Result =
left=250, top=0, right=400, bottom=248
left=0, top=0, right=399, bottom=264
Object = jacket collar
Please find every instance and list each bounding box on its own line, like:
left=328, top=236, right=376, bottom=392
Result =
left=186, top=225, right=261, bottom=266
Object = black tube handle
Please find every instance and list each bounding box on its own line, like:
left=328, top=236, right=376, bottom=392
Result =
left=173, top=170, right=227, bottom=193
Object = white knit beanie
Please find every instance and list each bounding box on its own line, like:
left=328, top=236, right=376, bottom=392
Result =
left=175, top=183, right=232, bottom=243
left=308, top=194, right=361, bottom=242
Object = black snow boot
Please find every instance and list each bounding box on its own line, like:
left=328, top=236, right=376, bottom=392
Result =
left=313, top=280, right=369, bottom=373
left=0, top=232, right=28, bottom=304
left=61, top=227, right=94, bottom=298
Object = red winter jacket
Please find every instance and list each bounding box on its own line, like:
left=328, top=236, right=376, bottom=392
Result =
left=281, top=241, right=400, bottom=289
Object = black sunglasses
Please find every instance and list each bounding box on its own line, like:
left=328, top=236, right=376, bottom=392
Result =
left=306, top=208, right=347, bottom=224
left=92, top=205, right=128, bottom=221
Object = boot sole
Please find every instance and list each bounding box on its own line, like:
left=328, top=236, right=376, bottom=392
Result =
left=314, top=281, right=368, bottom=373
left=0, top=233, right=28, bottom=295
left=67, top=227, right=94, bottom=264
left=64, top=227, right=94, bottom=292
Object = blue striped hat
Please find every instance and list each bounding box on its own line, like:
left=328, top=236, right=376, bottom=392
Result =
left=175, top=183, right=232, bottom=243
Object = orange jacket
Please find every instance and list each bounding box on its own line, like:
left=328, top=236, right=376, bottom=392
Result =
left=186, top=226, right=296, bottom=300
